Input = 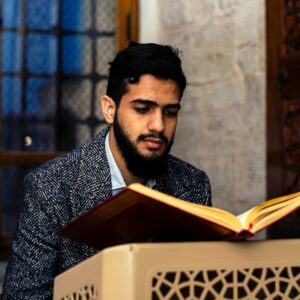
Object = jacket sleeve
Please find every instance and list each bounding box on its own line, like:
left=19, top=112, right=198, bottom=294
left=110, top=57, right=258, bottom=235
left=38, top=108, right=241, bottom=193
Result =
left=200, top=170, right=212, bottom=207
left=1, top=173, right=60, bottom=300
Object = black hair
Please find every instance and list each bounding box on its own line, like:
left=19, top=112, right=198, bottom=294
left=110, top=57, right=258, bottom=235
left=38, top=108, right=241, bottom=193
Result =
left=106, top=42, right=187, bottom=106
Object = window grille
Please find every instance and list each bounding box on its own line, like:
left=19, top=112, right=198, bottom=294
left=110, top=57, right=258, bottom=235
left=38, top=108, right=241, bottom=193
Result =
left=0, top=0, right=138, bottom=245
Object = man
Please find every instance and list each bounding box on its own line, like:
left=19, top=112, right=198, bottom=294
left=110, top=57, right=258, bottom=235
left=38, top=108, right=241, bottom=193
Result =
left=2, top=42, right=211, bottom=299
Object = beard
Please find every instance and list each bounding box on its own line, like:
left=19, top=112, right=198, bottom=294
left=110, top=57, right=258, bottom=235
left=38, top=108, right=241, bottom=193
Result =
left=113, top=113, right=174, bottom=178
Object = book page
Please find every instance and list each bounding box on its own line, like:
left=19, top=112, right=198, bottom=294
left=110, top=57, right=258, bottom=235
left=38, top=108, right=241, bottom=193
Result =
left=250, top=201, right=300, bottom=233
left=129, top=184, right=243, bottom=232
left=237, top=192, right=300, bottom=232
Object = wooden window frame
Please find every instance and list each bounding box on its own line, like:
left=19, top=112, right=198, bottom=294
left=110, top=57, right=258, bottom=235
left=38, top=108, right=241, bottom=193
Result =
left=117, top=0, right=139, bottom=50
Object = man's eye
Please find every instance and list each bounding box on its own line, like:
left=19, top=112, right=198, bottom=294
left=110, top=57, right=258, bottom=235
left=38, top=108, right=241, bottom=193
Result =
left=135, top=107, right=150, bottom=114
left=165, top=110, right=178, bottom=117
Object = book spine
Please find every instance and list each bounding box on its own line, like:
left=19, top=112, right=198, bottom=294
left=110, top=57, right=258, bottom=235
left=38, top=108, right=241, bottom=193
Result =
left=225, top=230, right=253, bottom=241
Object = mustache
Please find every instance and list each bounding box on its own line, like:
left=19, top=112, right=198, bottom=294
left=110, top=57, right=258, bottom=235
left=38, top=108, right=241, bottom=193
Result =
left=138, top=133, right=169, bottom=144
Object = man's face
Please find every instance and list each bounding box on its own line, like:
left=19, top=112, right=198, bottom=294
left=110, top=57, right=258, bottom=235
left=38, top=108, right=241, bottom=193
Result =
left=111, top=74, right=181, bottom=176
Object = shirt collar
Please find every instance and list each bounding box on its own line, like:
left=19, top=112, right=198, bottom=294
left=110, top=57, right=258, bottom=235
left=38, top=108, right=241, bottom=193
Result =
left=105, top=132, right=126, bottom=191
left=105, top=132, right=156, bottom=194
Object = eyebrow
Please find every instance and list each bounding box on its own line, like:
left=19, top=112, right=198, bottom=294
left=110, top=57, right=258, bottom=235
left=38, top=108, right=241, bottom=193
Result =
left=130, top=99, right=181, bottom=110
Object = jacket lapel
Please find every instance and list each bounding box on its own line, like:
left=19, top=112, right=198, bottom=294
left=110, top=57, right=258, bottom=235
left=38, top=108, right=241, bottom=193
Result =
left=154, top=156, right=188, bottom=200
left=70, top=127, right=112, bottom=220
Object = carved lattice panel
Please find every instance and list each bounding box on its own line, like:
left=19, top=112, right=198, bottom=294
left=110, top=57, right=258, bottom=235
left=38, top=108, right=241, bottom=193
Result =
left=60, top=282, right=98, bottom=300
left=284, top=0, right=300, bottom=52
left=282, top=0, right=300, bottom=194
left=151, top=266, right=300, bottom=300
left=267, top=0, right=300, bottom=238
left=283, top=101, right=300, bottom=193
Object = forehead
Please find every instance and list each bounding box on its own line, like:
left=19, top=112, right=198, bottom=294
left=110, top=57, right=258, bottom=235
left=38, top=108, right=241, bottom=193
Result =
left=122, top=74, right=181, bottom=105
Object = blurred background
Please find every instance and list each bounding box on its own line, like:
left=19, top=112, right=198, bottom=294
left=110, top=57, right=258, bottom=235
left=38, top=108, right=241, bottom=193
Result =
left=0, top=0, right=300, bottom=291
left=0, top=0, right=117, bottom=237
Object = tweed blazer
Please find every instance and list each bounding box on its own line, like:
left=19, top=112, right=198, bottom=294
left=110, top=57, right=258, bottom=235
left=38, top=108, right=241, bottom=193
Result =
left=1, top=127, right=211, bottom=299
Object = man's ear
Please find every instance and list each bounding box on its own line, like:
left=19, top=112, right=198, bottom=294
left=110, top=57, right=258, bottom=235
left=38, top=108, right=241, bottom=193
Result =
left=100, top=95, right=116, bottom=124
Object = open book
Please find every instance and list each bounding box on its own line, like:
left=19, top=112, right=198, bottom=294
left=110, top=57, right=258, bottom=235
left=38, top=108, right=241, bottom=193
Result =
left=58, top=183, right=300, bottom=250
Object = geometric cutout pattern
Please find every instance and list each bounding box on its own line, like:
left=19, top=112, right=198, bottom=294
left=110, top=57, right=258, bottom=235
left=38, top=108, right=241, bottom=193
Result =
left=151, top=266, right=300, bottom=299
left=60, top=283, right=98, bottom=300
left=284, top=0, right=300, bottom=53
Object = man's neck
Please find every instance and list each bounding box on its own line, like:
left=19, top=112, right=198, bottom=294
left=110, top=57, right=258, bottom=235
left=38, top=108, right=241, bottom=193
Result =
left=108, top=128, right=146, bottom=186
left=123, top=170, right=146, bottom=186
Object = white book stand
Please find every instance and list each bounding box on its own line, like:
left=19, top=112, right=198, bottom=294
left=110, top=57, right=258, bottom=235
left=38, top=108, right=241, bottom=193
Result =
left=53, top=239, right=300, bottom=300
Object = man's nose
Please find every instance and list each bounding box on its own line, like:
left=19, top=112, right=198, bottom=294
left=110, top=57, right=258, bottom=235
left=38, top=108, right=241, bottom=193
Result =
left=148, top=110, right=165, bottom=132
